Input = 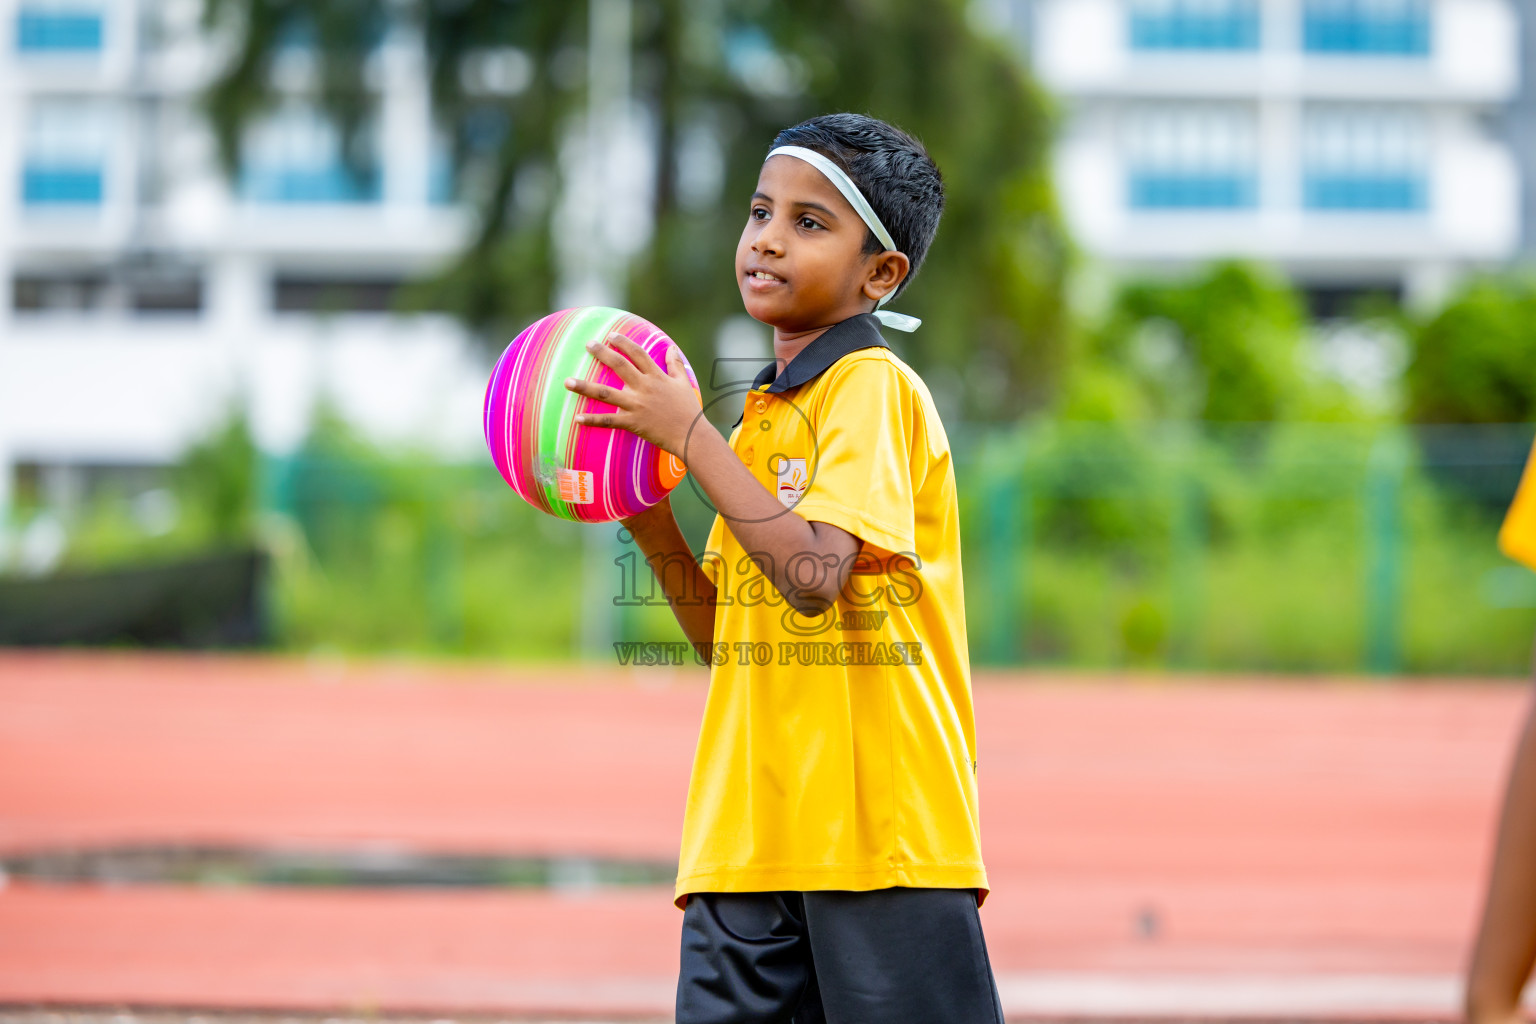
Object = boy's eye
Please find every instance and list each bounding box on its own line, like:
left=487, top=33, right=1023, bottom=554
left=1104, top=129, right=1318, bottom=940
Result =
left=799, top=217, right=821, bottom=230
left=751, top=207, right=768, bottom=220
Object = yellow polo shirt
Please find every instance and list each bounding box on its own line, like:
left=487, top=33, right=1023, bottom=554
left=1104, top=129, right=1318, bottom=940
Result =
left=1500, top=440, right=1536, bottom=571
left=676, top=313, right=988, bottom=907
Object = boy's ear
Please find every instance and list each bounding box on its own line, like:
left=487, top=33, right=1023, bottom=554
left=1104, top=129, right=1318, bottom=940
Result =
left=863, top=251, right=911, bottom=305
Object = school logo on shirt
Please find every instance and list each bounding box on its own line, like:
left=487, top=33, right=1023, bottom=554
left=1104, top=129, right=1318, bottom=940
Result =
left=776, top=456, right=808, bottom=508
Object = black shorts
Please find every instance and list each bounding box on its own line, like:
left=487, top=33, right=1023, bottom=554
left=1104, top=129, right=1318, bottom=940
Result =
left=676, top=887, right=1005, bottom=1024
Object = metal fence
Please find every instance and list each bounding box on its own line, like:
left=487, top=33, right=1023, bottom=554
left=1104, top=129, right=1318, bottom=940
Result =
left=954, top=422, right=1536, bottom=673
left=252, top=422, right=1536, bottom=674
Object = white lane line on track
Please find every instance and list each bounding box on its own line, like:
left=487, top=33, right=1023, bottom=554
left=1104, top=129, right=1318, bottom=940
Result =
left=995, top=972, right=1492, bottom=1018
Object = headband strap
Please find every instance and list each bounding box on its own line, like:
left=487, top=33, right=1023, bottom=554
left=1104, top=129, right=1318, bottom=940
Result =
left=766, top=145, right=921, bottom=332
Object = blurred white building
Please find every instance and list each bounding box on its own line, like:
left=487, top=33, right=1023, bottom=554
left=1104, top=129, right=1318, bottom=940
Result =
left=1021, top=0, right=1522, bottom=314
left=2, top=0, right=1528, bottom=525
left=0, top=0, right=490, bottom=521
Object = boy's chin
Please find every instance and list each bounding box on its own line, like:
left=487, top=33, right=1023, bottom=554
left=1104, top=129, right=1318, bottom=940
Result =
left=739, top=294, right=792, bottom=328
left=739, top=293, right=831, bottom=331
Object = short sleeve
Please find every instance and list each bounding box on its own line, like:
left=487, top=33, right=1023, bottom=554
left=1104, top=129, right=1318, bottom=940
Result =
left=701, top=513, right=726, bottom=587
left=791, top=356, right=918, bottom=559
left=1499, top=440, right=1536, bottom=571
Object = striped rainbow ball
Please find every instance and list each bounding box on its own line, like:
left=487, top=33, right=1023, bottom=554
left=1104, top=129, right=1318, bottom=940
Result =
left=483, top=306, right=699, bottom=523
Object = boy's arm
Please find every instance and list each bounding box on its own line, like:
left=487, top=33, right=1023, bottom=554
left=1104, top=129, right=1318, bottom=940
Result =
left=569, top=334, right=860, bottom=617
left=1466, top=682, right=1536, bottom=1024
left=619, top=495, right=718, bottom=653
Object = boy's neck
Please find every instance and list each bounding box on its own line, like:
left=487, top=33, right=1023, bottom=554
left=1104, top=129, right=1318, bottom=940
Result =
left=770, top=325, right=831, bottom=371
left=769, top=306, right=874, bottom=375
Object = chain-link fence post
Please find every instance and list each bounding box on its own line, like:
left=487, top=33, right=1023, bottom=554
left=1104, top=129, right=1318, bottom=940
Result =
left=1170, top=456, right=1207, bottom=669
left=981, top=437, right=1028, bottom=666
left=1364, top=433, right=1408, bottom=675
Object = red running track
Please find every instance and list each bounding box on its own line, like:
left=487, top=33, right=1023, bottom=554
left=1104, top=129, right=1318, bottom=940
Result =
left=0, top=652, right=1530, bottom=1018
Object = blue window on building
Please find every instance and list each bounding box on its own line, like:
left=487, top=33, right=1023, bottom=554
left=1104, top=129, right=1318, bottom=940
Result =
left=240, top=107, right=381, bottom=204
left=16, top=7, right=102, bottom=52
left=1125, top=104, right=1260, bottom=211
left=1129, top=0, right=1261, bottom=51
left=242, top=165, right=381, bottom=203
left=22, top=165, right=103, bottom=203
left=1302, top=105, right=1428, bottom=212
left=428, top=138, right=456, bottom=205
left=427, top=163, right=454, bottom=205
left=1304, top=174, right=1425, bottom=210
left=1130, top=173, right=1258, bottom=209
left=22, top=99, right=109, bottom=207
left=1303, top=0, right=1430, bottom=55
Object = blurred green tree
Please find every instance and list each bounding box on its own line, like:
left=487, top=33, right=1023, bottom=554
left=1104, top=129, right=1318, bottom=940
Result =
left=283, top=402, right=390, bottom=567
left=1063, top=261, right=1311, bottom=423
left=176, top=405, right=259, bottom=543
left=1405, top=276, right=1536, bottom=424
left=199, top=0, right=1068, bottom=421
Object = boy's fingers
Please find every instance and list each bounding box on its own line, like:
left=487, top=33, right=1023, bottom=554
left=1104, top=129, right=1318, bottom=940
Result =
left=574, top=412, right=622, bottom=428
left=605, top=332, right=663, bottom=375
left=666, top=347, right=688, bottom=380
left=666, top=350, right=703, bottom=406
left=663, top=348, right=703, bottom=406
left=580, top=334, right=641, bottom=385
left=586, top=339, right=644, bottom=387
left=564, top=377, right=629, bottom=407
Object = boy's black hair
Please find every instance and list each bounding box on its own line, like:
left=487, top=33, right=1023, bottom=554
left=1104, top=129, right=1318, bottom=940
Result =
left=770, top=113, right=944, bottom=300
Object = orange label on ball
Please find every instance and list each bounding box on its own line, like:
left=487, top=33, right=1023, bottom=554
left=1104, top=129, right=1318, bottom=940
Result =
left=557, top=469, right=594, bottom=504
left=659, top=452, right=687, bottom=489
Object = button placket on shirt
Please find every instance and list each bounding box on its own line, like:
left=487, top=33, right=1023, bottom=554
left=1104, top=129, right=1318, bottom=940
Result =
left=741, top=390, right=770, bottom=468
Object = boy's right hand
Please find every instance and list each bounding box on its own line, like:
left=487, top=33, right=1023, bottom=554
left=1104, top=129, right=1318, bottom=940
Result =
left=566, top=334, right=701, bottom=459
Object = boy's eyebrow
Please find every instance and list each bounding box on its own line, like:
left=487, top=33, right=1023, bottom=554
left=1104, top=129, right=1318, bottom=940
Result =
left=751, top=191, right=841, bottom=221
left=796, top=200, right=840, bottom=220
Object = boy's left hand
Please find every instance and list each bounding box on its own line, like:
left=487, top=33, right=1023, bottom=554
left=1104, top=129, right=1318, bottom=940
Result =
left=564, top=332, right=702, bottom=459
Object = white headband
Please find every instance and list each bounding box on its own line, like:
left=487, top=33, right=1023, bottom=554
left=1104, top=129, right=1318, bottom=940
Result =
left=766, top=145, right=921, bottom=332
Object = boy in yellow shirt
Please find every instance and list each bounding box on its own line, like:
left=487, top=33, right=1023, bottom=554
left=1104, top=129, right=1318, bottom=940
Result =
left=563, top=113, right=1000, bottom=1022
left=1466, top=440, right=1536, bottom=1024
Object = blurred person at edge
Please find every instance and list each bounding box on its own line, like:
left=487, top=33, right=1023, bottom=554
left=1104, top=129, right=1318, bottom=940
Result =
left=1466, top=441, right=1536, bottom=1024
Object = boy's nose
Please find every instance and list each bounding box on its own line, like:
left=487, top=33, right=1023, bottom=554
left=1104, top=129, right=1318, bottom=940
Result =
left=753, top=223, right=787, bottom=255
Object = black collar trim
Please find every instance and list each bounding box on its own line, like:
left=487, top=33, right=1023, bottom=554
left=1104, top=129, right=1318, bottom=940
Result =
left=732, top=314, right=889, bottom=427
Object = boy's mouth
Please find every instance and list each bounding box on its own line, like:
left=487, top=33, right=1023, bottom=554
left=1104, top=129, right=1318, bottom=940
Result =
left=744, top=268, right=787, bottom=291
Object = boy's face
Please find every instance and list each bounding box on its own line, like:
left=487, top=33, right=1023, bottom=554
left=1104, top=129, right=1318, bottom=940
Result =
left=735, top=155, right=901, bottom=333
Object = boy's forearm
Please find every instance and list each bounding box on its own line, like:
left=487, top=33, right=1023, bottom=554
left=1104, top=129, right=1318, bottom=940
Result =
left=680, top=426, right=854, bottom=615
left=622, top=496, right=718, bottom=653
left=1466, top=683, right=1536, bottom=1024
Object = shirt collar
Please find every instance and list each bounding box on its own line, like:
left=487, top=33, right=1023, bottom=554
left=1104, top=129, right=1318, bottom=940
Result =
left=732, top=313, right=889, bottom=427
left=755, top=313, right=890, bottom=394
